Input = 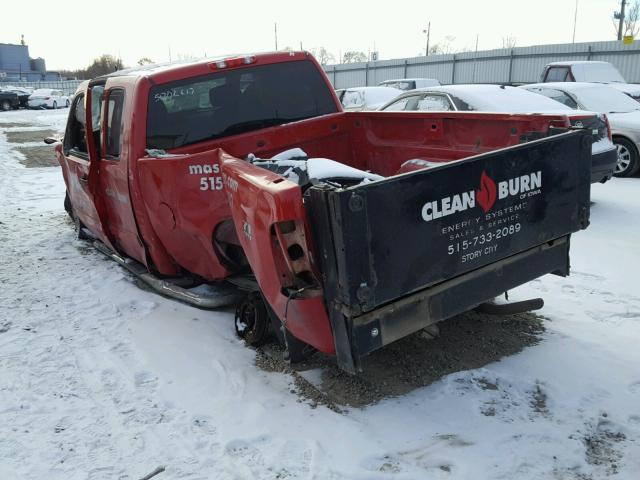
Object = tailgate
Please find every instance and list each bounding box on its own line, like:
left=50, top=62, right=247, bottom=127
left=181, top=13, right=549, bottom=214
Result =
left=306, top=130, right=591, bottom=316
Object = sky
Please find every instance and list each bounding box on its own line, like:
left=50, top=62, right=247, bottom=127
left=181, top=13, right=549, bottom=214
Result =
left=1, top=0, right=628, bottom=71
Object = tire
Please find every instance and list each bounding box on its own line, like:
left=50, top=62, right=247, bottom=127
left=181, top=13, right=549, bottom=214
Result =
left=52, top=101, right=58, bottom=110
left=64, top=192, right=73, bottom=218
left=1, top=100, right=11, bottom=111
left=65, top=99, right=70, bottom=108
left=73, top=212, right=89, bottom=240
left=613, top=137, right=640, bottom=177
left=235, top=291, right=270, bottom=346
left=67, top=194, right=88, bottom=239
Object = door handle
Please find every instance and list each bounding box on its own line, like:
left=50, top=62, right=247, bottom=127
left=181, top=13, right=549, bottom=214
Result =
left=79, top=175, right=88, bottom=184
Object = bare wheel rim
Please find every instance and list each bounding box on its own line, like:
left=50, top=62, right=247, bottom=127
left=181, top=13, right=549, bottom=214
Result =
left=616, top=143, right=632, bottom=174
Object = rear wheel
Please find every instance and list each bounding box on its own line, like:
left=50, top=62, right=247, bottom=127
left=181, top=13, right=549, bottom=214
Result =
left=235, top=292, right=270, bottom=346
left=63, top=192, right=73, bottom=218
left=614, top=137, right=640, bottom=177
left=65, top=99, right=70, bottom=108
left=1, top=100, right=11, bottom=111
left=73, top=212, right=89, bottom=240
left=67, top=194, right=88, bottom=240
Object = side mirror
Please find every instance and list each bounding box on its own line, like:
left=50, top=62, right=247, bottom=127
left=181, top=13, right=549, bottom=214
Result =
left=44, top=137, right=60, bottom=145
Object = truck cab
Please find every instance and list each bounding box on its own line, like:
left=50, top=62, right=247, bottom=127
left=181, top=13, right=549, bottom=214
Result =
left=541, top=61, right=640, bottom=101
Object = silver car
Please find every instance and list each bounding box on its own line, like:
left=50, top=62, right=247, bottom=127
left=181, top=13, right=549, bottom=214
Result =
left=379, top=84, right=617, bottom=183
left=522, top=82, right=640, bottom=177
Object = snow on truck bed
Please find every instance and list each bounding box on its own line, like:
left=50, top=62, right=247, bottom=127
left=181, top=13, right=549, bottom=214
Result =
left=1, top=109, right=640, bottom=479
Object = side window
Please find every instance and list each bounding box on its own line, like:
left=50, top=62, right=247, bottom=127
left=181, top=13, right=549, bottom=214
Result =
left=104, top=89, right=125, bottom=159
left=384, top=97, right=411, bottom=111
left=545, top=89, right=578, bottom=109
left=529, top=88, right=579, bottom=109
left=84, top=85, right=105, bottom=158
left=545, top=67, right=570, bottom=82
left=416, top=94, right=452, bottom=111
left=63, top=94, right=88, bottom=157
left=90, top=86, right=104, bottom=133
left=342, top=90, right=365, bottom=108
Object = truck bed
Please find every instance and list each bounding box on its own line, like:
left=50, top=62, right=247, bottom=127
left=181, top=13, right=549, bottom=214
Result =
left=219, top=125, right=592, bottom=372
left=137, top=110, right=574, bottom=282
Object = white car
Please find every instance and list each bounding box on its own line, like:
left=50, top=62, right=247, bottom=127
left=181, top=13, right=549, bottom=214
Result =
left=522, top=82, right=640, bottom=177
left=379, top=84, right=617, bottom=184
left=378, top=78, right=441, bottom=91
left=28, top=89, right=70, bottom=109
left=540, top=61, right=640, bottom=101
left=339, top=86, right=402, bottom=111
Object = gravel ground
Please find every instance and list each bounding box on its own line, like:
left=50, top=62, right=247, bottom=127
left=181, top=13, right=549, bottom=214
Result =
left=5, top=129, right=56, bottom=144
left=256, top=310, right=544, bottom=408
left=1, top=123, right=59, bottom=167
left=16, top=145, right=59, bottom=167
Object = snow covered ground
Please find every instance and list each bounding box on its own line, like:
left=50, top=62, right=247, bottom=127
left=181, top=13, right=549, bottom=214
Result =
left=1, top=109, right=639, bottom=479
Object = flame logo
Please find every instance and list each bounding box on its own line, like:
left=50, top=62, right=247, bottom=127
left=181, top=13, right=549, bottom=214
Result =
left=476, top=171, right=497, bottom=213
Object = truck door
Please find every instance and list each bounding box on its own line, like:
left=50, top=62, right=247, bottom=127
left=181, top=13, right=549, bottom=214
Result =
left=97, top=87, right=146, bottom=263
left=61, top=89, right=113, bottom=249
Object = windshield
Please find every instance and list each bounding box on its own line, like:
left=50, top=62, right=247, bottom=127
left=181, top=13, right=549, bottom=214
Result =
left=147, top=60, right=338, bottom=150
left=580, top=63, right=626, bottom=83
left=573, top=85, right=640, bottom=113
left=381, top=81, right=415, bottom=91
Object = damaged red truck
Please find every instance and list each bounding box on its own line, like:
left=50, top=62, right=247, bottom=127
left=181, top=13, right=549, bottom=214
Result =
left=52, top=52, right=592, bottom=373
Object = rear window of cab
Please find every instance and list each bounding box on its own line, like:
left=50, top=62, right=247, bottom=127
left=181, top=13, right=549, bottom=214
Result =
left=147, top=60, right=338, bottom=150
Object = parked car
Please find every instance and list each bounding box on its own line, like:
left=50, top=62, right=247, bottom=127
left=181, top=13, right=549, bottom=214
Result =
left=378, top=78, right=441, bottom=91
left=1, top=87, right=31, bottom=108
left=540, top=61, right=640, bottom=101
left=379, top=84, right=617, bottom=183
left=0, top=90, right=20, bottom=111
left=28, top=89, right=70, bottom=109
left=523, top=82, right=640, bottom=177
left=340, top=86, right=402, bottom=111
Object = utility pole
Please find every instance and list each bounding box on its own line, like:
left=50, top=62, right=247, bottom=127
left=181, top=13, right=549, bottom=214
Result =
left=472, top=34, right=479, bottom=83
left=423, top=22, right=431, bottom=56
left=274, top=23, right=278, bottom=51
left=572, top=0, right=579, bottom=43
left=617, top=0, right=627, bottom=40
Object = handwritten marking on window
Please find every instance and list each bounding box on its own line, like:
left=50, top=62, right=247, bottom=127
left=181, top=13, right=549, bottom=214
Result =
left=154, top=87, right=196, bottom=102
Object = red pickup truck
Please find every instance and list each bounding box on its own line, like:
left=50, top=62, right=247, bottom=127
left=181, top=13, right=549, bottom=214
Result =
left=52, top=52, right=592, bottom=373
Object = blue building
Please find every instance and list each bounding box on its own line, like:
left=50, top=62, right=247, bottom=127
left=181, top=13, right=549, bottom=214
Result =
left=0, top=42, right=60, bottom=81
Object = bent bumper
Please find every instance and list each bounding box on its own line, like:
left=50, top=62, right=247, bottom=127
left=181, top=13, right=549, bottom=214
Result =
left=348, top=236, right=571, bottom=368
left=591, top=148, right=617, bottom=183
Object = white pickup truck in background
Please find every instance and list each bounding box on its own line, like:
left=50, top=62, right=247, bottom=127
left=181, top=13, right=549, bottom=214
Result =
left=540, top=61, right=640, bottom=101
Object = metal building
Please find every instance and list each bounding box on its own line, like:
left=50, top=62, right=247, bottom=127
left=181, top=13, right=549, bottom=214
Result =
left=0, top=43, right=55, bottom=82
